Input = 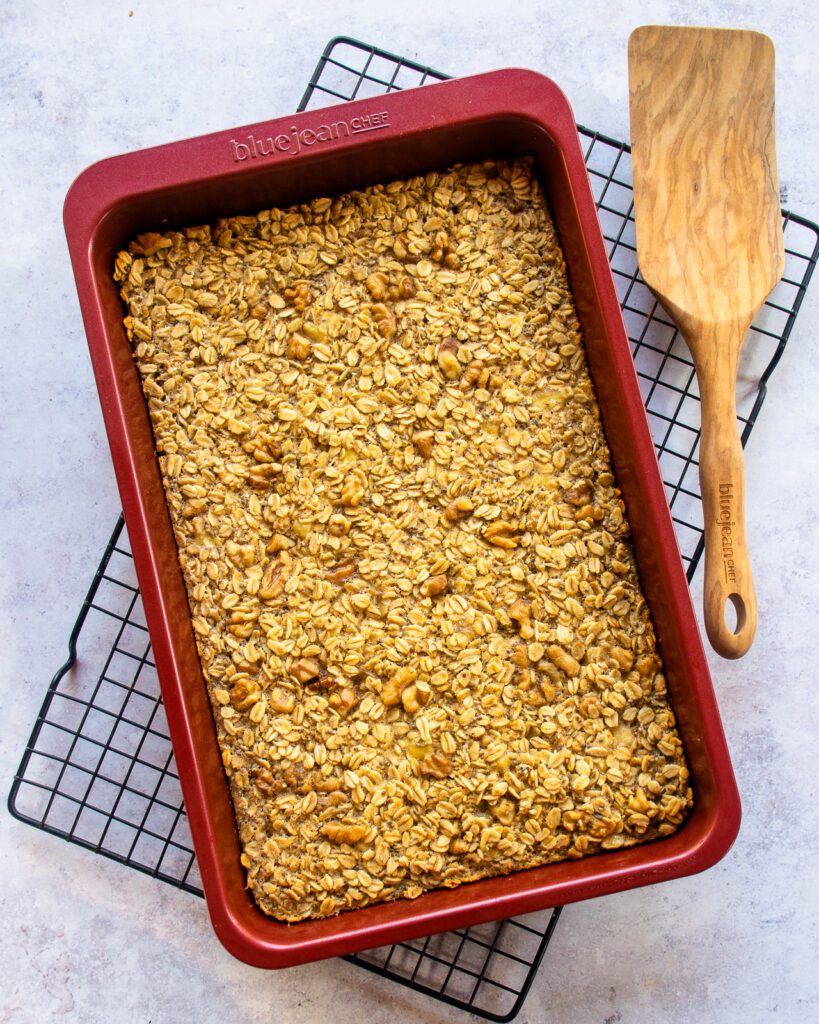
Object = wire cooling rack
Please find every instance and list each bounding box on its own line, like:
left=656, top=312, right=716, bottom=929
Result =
left=9, top=36, right=819, bottom=1024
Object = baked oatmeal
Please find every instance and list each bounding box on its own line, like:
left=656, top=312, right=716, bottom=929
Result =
left=114, top=157, right=693, bottom=922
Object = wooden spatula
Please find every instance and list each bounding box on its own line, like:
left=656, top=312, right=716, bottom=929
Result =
left=628, top=26, right=784, bottom=659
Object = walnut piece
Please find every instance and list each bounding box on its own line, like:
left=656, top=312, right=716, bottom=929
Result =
left=419, top=753, right=452, bottom=779
left=423, top=574, right=448, bottom=598
left=483, top=521, right=522, bottom=549
left=321, top=822, right=368, bottom=844
left=381, top=667, right=415, bottom=707
left=290, top=658, right=322, bottom=684
left=444, top=496, right=474, bottom=522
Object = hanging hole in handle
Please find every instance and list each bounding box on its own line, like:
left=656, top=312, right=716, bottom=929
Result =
left=724, top=593, right=747, bottom=635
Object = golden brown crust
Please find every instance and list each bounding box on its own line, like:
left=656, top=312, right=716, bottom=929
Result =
left=116, top=157, right=692, bottom=923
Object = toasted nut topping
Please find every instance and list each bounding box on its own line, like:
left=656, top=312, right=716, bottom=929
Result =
left=573, top=503, right=598, bottom=522
left=637, top=654, right=658, bottom=677
left=229, top=676, right=260, bottom=711
left=258, top=559, right=288, bottom=600
left=565, top=479, right=593, bottom=506
left=247, top=469, right=276, bottom=490
left=290, top=658, right=322, bottom=684
left=321, top=822, right=368, bottom=844
left=547, top=645, right=581, bottom=678
left=313, top=775, right=342, bottom=793
left=327, top=513, right=350, bottom=536
left=484, top=521, right=522, bottom=549
left=444, top=496, right=474, bottom=522
left=341, top=471, right=366, bottom=507
left=226, top=540, right=256, bottom=567
left=129, top=232, right=172, bottom=257
left=401, top=684, right=429, bottom=714
left=268, top=688, right=295, bottom=714
left=371, top=302, right=396, bottom=339
left=509, top=598, right=534, bottom=640
left=419, top=753, right=452, bottom=779
left=392, top=232, right=414, bottom=262
left=254, top=770, right=283, bottom=797
left=284, top=281, right=310, bottom=311
left=430, top=232, right=459, bottom=268
left=412, top=430, right=434, bottom=458
left=610, top=646, right=635, bottom=672
left=459, top=360, right=484, bottom=389
left=508, top=598, right=531, bottom=624
left=397, top=275, right=416, bottom=299
left=365, top=271, right=390, bottom=301
left=381, top=667, right=415, bottom=707
left=244, top=433, right=280, bottom=461
left=287, top=334, right=311, bottom=361
left=328, top=686, right=357, bottom=713
left=423, top=574, right=448, bottom=598
left=511, top=645, right=530, bottom=670
left=129, top=234, right=173, bottom=260
left=437, top=342, right=462, bottom=380
left=326, top=560, right=356, bottom=583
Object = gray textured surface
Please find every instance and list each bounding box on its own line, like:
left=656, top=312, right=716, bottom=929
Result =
left=1, top=1, right=817, bottom=1022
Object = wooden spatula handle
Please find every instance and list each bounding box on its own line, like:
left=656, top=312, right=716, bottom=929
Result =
left=695, top=322, right=757, bottom=658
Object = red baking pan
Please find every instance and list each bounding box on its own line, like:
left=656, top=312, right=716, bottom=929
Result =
left=63, top=69, right=740, bottom=967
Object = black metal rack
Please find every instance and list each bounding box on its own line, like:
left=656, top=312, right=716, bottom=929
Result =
left=9, top=37, right=819, bottom=1023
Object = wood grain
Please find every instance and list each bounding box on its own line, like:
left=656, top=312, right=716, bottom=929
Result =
left=629, top=26, right=784, bottom=658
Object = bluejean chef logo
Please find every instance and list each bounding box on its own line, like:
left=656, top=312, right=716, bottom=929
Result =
left=718, top=482, right=737, bottom=584
left=230, top=110, right=391, bottom=161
